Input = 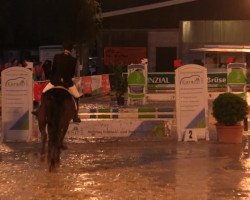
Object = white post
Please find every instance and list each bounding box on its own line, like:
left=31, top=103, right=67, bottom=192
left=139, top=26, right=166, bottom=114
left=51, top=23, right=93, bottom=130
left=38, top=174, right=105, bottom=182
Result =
left=175, top=64, right=208, bottom=141
left=1, top=67, right=33, bottom=142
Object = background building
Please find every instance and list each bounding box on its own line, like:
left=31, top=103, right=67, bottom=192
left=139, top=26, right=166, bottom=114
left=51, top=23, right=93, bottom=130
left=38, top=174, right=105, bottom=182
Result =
left=100, top=0, right=250, bottom=72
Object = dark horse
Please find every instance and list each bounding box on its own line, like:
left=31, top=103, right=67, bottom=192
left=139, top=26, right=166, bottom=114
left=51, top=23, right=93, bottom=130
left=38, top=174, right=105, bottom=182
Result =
left=37, top=88, right=76, bottom=172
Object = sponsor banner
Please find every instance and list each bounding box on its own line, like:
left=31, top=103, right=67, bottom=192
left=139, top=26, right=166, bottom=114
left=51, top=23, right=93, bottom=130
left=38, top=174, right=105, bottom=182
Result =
left=66, top=120, right=169, bottom=138
left=101, top=74, right=111, bottom=94
left=147, top=92, right=226, bottom=101
left=2, top=67, right=33, bottom=141
left=207, top=73, right=227, bottom=87
left=33, top=74, right=111, bottom=101
left=82, top=76, right=92, bottom=95
left=91, top=75, right=102, bottom=95
left=146, top=93, right=176, bottom=101
left=147, top=72, right=227, bottom=90
left=148, top=73, right=175, bottom=90
left=175, top=64, right=208, bottom=141
left=82, top=74, right=111, bottom=96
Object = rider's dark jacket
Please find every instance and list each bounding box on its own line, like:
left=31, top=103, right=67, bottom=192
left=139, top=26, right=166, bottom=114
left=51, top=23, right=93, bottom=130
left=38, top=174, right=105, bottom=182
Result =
left=50, top=52, right=77, bottom=88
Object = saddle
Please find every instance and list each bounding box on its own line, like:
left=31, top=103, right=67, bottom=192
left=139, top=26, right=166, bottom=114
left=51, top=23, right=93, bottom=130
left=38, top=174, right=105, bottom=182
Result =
left=44, top=86, right=78, bottom=110
left=32, top=87, right=78, bottom=119
left=45, top=87, right=81, bottom=123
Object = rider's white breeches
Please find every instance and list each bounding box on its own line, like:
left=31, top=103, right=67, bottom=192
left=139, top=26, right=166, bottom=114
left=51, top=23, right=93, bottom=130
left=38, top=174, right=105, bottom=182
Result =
left=68, top=85, right=81, bottom=98
left=42, top=82, right=81, bottom=98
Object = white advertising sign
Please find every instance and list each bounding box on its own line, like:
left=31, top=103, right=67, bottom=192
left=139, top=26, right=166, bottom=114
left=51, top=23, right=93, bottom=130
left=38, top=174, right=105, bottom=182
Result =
left=39, top=45, right=63, bottom=63
left=175, top=64, right=208, bottom=141
left=1, top=67, right=33, bottom=141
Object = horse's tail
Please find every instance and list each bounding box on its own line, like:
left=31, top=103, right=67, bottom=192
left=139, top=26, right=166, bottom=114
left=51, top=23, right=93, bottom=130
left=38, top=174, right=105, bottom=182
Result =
left=42, top=88, right=75, bottom=172
left=47, top=95, right=62, bottom=172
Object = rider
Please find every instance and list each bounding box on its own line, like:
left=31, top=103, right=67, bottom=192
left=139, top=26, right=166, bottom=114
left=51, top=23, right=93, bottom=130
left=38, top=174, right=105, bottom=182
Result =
left=33, top=42, right=82, bottom=123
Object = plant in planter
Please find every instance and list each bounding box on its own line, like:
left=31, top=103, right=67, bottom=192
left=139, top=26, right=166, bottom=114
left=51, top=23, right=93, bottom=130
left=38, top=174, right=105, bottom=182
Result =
left=212, top=92, right=248, bottom=143
left=111, top=64, right=127, bottom=105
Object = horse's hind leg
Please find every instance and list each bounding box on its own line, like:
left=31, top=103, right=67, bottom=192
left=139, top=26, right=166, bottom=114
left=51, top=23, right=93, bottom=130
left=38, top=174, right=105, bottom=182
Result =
left=48, top=138, right=54, bottom=172
left=47, top=132, right=54, bottom=172
left=39, top=121, right=47, bottom=160
left=38, top=106, right=47, bottom=160
left=60, top=122, right=71, bottom=150
left=40, top=129, right=47, bottom=160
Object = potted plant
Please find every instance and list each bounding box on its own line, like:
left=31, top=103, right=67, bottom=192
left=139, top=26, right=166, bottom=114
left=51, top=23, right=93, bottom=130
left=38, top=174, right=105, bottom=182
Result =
left=212, top=92, right=248, bottom=143
left=111, top=64, right=127, bottom=105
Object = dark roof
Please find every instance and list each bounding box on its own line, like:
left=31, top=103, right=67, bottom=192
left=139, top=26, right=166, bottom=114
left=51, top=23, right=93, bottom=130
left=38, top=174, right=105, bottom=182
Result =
left=101, top=0, right=173, bottom=12
left=102, top=0, right=250, bottom=29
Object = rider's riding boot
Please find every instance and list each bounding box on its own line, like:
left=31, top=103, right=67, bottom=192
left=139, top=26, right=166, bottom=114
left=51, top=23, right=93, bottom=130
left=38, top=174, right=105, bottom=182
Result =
left=32, top=101, right=40, bottom=117
left=73, top=98, right=81, bottom=123
left=32, top=109, right=39, bottom=117
left=32, top=95, right=44, bottom=117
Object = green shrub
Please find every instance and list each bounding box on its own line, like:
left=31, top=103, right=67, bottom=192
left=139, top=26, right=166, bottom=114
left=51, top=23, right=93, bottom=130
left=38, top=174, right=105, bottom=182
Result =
left=212, top=92, right=248, bottom=126
left=110, top=64, right=127, bottom=97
